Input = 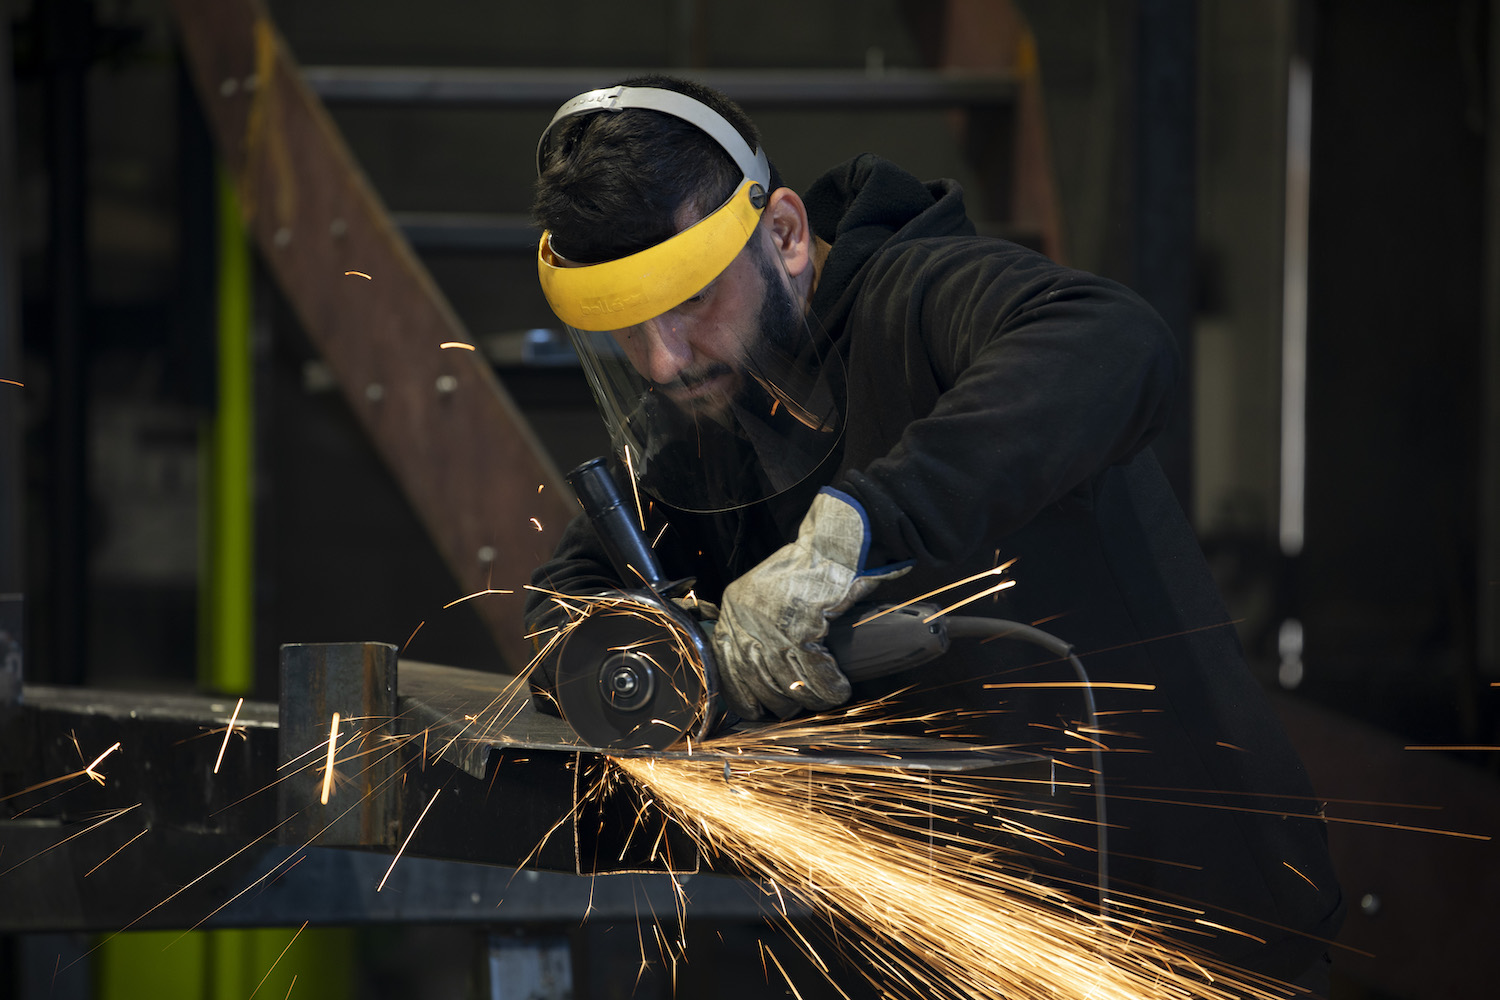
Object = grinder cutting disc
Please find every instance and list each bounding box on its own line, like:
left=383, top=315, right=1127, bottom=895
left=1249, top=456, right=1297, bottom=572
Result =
left=553, top=608, right=706, bottom=750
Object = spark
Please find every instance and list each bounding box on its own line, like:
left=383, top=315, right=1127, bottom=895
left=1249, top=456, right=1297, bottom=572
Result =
left=538, top=483, right=545, bottom=493
left=1103, top=790, right=1491, bottom=841
left=1, top=378, right=22, bottom=387
left=0, top=803, right=142, bottom=879
left=83, top=742, right=122, bottom=784
left=1404, top=744, right=1500, bottom=752
left=442, top=587, right=515, bottom=609
left=285, top=976, right=298, bottom=999
left=985, top=681, right=1156, bottom=692
left=623, top=445, right=646, bottom=530
left=214, top=698, right=245, bottom=775
left=923, top=579, right=1018, bottom=621
left=439, top=341, right=476, bottom=350
left=401, top=619, right=426, bottom=653
left=84, top=828, right=149, bottom=877
left=761, top=943, right=809, bottom=1000
left=1282, top=861, right=1317, bottom=890
left=378, top=789, right=441, bottom=891
left=530, top=517, right=544, bottom=532
left=248, top=922, right=308, bottom=999
left=320, top=713, right=340, bottom=806
left=344, top=270, right=371, bottom=279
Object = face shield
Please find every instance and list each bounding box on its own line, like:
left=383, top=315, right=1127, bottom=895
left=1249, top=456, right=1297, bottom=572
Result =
left=536, top=86, right=845, bottom=513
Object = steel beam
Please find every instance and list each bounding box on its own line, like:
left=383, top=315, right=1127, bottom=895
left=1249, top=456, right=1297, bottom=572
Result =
left=168, top=0, right=576, bottom=672
left=0, top=823, right=780, bottom=933
left=278, top=642, right=399, bottom=849
left=300, top=66, right=1017, bottom=110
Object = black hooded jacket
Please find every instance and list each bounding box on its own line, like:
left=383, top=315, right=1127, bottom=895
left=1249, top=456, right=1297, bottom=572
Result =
left=526, top=154, right=1344, bottom=977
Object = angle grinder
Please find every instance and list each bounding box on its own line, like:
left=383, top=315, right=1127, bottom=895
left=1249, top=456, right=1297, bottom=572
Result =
left=551, top=457, right=953, bottom=751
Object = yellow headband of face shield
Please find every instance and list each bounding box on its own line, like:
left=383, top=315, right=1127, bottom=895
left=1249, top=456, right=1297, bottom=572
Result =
left=535, top=85, right=774, bottom=332
left=538, top=179, right=767, bottom=331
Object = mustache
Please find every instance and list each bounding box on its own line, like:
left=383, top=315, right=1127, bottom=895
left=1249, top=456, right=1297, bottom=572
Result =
left=654, top=362, right=736, bottom=393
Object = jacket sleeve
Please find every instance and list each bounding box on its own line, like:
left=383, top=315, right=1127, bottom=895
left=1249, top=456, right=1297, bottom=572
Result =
left=832, top=239, right=1181, bottom=568
left=523, top=510, right=621, bottom=630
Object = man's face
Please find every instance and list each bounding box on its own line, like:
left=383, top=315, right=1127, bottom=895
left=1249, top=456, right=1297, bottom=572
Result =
left=610, top=234, right=802, bottom=420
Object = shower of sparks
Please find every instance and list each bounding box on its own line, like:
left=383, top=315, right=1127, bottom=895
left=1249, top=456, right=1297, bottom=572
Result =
left=214, top=698, right=245, bottom=774
left=613, top=752, right=1289, bottom=1000
left=344, top=270, right=371, bottom=279
left=320, top=713, right=340, bottom=806
left=378, top=789, right=441, bottom=892
left=248, top=922, right=308, bottom=1000
left=439, top=341, right=476, bottom=351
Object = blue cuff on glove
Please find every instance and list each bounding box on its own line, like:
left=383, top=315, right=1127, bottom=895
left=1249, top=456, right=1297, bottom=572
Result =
left=817, top=486, right=914, bottom=578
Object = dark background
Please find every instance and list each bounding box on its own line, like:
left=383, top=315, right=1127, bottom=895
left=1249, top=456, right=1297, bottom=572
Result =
left=2, top=1, right=1496, bottom=998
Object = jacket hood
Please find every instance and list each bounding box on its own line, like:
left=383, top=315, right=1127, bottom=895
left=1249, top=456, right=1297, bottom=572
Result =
left=803, top=153, right=976, bottom=327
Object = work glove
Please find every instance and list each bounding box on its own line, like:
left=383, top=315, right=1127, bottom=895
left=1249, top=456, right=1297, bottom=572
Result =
left=714, top=488, right=911, bottom=720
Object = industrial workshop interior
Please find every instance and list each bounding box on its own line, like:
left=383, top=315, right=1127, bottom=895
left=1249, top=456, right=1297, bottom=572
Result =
left=2, top=0, right=1497, bottom=997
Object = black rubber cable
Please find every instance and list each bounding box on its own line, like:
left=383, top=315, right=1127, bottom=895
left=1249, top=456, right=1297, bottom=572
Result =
left=943, top=616, right=1109, bottom=914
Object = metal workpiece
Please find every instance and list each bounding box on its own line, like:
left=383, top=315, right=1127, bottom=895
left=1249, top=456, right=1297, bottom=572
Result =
left=0, top=682, right=281, bottom=834
left=395, top=659, right=700, bottom=876
left=278, top=641, right=400, bottom=849
left=0, top=821, right=778, bottom=934
left=1, top=645, right=1051, bottom=933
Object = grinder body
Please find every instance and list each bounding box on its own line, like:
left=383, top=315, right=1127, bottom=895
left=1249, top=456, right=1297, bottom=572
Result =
left=553, top=458, right=950, bottom=750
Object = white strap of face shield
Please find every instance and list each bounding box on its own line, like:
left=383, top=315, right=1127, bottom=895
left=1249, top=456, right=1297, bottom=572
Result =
left=535, top=85, right=771, bottom=190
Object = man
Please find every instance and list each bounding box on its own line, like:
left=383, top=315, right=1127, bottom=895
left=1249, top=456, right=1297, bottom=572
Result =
left=524, top=75, right=1344, bottom=991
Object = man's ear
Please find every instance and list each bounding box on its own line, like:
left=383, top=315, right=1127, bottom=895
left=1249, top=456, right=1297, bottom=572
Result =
left=764, top=188, right=813, bottom=279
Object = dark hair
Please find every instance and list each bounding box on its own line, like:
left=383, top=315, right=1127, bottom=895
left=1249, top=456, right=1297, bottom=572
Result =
left=533, top=74, right=779, bottom=264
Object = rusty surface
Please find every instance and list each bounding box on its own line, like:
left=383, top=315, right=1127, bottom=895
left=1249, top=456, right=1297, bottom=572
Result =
left=170, top=0, right=573, bottom=672
left=278, top=642, right=400, bottom=848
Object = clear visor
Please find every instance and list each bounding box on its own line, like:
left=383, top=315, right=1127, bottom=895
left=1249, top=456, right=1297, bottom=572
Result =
left=548, top=224, right=845, bottom=513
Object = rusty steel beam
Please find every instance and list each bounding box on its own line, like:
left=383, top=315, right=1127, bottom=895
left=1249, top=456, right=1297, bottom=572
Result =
left=169, top=0, right=574, bottom=672
left=278, top=642, right=400, bottom=849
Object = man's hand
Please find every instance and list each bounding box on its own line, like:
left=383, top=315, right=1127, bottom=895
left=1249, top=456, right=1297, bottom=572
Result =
left=713, top=488, right=910, bottom=720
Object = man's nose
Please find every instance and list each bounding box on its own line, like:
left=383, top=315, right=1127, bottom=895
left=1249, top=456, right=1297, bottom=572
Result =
left=636, top=318, right=693, bottom=385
